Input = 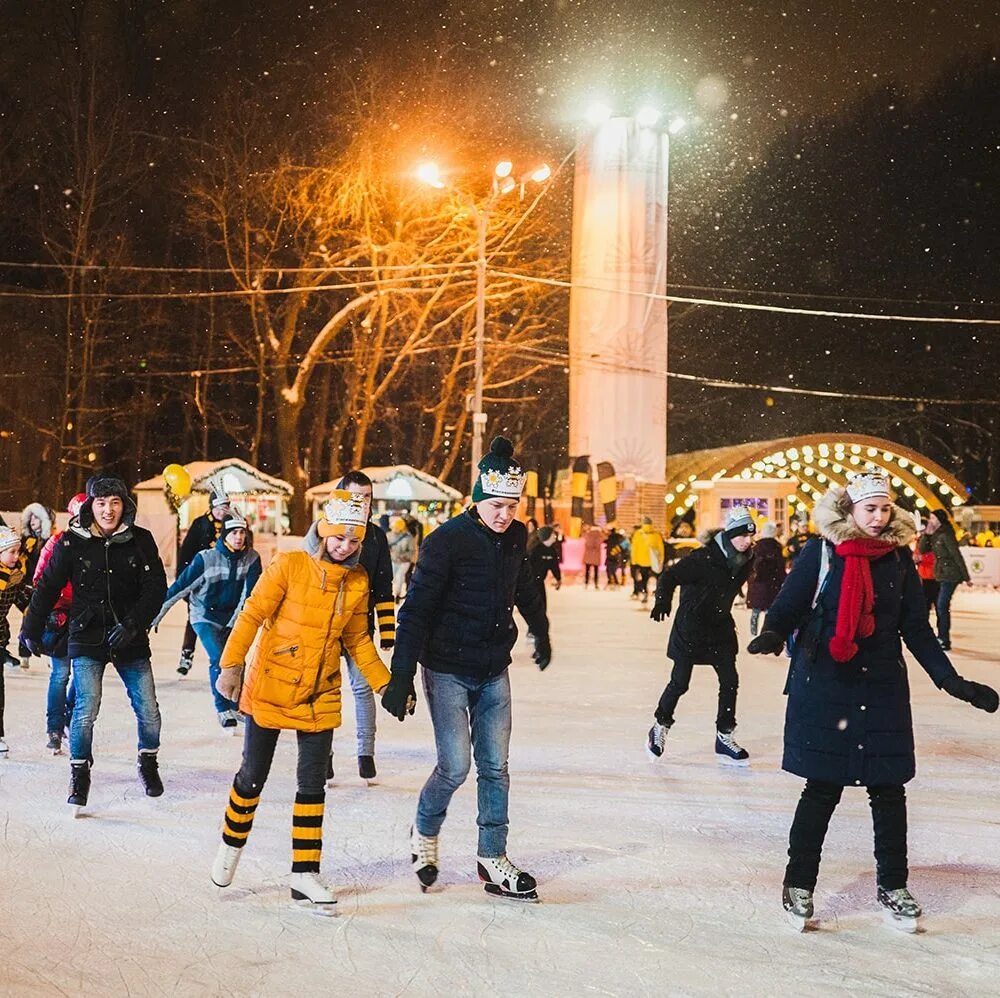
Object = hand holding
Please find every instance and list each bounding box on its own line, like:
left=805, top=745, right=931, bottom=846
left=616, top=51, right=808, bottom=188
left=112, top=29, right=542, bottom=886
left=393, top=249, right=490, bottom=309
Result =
left=108, top=619, right=139, bottom=651
left=533, top=635, right=552, bottom=671
left=19, top=632, right=43, bottom=657
left=649, top=599, right=671, bottom=623
left=747, top=631, right=785, bottom=656
left=380, top=638, right=395, bottom=651
left=215, top=666, right=243, bottom=702
left=381, top=672, right=416, bottom=721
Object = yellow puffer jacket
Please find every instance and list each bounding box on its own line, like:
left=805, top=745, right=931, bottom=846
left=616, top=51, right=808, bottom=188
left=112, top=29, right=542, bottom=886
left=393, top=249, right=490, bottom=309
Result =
left=220, top=550, right=390, bottom=732
left=630, top=524, right=665, bottom=569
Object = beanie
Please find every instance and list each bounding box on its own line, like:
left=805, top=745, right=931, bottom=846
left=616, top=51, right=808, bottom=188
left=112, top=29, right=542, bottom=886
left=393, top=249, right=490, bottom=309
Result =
left=471, top=436, right=526, bottom=503
left=0, top=525, right=20, bottom=554
left=221, top=514, right=249, bottom=542
left=317, top=489, right=370, bottom=540
left=723, top=506, right=756, bottom=539
left=537, top=525, right=554, bottom=543
left=87, top=476, right=130, bottom=502
left=68, top=493, right=88, bottom=517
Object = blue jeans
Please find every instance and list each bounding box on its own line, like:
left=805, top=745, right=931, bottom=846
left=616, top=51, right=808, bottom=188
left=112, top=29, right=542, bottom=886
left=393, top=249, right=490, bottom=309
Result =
left=343, top=652, right=377, bottom=756
left=192, top=621, right=238, bottom=715
left=935, top=581, right=959, bottom=645
left=46, top=657, right=74, bottom=734
left=69, top=657, right=161, bottom=762
left=416, top=668, right=512, bottom=857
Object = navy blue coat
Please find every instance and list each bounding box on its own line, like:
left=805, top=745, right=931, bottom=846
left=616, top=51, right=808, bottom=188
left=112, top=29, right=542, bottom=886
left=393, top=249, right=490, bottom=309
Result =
left=393, top=510, right=549, bottom=679
left=764, top=535, right=959, bottom=786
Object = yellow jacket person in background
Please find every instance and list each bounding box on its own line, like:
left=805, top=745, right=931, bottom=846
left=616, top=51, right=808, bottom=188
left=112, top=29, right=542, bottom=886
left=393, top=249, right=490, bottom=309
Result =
left=629, top=517, right=666, bottom=603
left=209, top=490, right=393, bottom=912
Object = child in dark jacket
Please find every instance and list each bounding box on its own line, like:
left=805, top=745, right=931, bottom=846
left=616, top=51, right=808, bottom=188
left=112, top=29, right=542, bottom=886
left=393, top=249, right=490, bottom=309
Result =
left=749, top=475, right=998, bottom=930
left=647, top=507, right=756, bottom=765
left=0, top=526, right=34, bottom=753
left=381, top=437, right=551, bottom=902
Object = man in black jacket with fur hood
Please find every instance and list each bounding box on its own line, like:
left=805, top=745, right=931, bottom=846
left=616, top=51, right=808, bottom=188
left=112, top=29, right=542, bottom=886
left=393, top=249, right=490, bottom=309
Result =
left=647, top=506, right=757, bottom=766
left=381, top=437, right=550, bottom=902
left=22, top=474, right=167, bottom=812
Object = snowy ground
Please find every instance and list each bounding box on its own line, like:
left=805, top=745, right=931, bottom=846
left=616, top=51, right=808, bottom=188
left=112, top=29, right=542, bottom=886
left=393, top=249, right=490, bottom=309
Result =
left=2, top=583, right=999, bottom=997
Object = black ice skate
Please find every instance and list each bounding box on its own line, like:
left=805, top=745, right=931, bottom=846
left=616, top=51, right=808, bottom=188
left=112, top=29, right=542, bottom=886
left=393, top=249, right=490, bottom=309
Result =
left=68, top=761, right=91, bottom=816
left=410, top=825, right=439, bottom=891
left=46, top=732, right=63, bottom=755
left=289, top=872, right=337, bottom=915
left=177, top=649, right=194, bottom=675
left=646, top=722, right=668, bottom=759
left=782, top=885, right=814, bottom=931
left=358, top=755, right=377, bottom=784
left=477, top=855, right=538, bottom=902
left=137, top=751, right=164, bottom=797
left=715, top=729, right=750, bottom=766
left=877, top=885, right=922, bottom=933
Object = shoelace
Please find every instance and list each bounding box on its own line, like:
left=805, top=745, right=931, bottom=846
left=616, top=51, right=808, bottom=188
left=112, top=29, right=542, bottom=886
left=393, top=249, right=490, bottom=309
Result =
left=414, top=833, right=438, bottom=867
left=883, top=888, right=920, bottom=913
left=650, top=725, right=666, bottom=749
left=490, top=855, right=523, bottom=880
left=718, top=732, right=744, bottom=751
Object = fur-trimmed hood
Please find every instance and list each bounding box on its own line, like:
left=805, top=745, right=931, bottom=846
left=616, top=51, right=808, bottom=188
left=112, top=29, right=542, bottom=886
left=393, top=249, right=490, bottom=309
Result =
left=812, top=485, right=916, bottom=547
left=21, top=502, right=53, bottom=539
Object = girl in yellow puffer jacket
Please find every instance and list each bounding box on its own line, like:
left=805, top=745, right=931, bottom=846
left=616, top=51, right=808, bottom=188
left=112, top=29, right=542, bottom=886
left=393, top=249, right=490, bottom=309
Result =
left=209, top=490, right=392, bottom=912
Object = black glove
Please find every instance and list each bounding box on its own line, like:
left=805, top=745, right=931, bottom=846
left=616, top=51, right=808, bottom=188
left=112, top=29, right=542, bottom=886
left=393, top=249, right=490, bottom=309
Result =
left=19, top=632, right=43, bottom=657
left=649, top=598, right=671, bottom=622
left=2, top=649, right=18, bottom=668
left=107, top=619, right=139, bottom=651
left=380, top=638, right=395, bottom=651
left=381, top=672, right=416, bottom=721
left=942, top=675, right=999, bottom=713
left=747, top=631, right=785, bottom=656
left=533, top=634, right=552, bottom=671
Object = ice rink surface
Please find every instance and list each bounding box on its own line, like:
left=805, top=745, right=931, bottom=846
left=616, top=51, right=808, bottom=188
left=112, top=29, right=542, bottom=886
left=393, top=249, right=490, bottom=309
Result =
left=2, top=584, right=999, bottom=997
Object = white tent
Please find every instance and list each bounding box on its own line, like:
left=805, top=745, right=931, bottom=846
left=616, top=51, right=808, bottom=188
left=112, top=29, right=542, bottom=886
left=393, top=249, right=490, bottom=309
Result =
left=307, top=464, right=462, bottom=520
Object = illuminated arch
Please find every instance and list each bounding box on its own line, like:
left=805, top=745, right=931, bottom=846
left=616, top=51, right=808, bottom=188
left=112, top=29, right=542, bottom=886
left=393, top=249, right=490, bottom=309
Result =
left=663, top=434, right=967, bottom=515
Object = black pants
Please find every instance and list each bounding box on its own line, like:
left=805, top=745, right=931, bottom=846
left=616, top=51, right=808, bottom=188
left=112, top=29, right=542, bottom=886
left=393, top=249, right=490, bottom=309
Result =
left=655, top=656, right=738, bottom=733
left=182, top=614, right=197, bottom=656
left=921, top=579, right=940, bottom=618
left=584, top=564, right=600, bottom=586
left=0, top=660, right=5, bottom=737
left=606, top=558, right=621, bottom=585
left=235, top=716, right=333, bottom=797
left=633, top=566, right=653, bottom=598
left=785, top=779, right=908, bottom=891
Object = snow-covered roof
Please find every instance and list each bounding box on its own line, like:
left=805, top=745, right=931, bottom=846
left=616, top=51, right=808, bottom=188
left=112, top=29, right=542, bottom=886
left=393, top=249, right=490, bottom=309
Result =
left=134, top=459, right=293, bottom=497
left=307, top=464, right=462, bottom=503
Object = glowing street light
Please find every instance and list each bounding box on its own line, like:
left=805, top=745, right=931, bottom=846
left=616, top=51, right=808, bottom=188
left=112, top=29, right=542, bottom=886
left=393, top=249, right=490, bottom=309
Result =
left=586, top=102, right=613, bottom=125
left=668, top=116, right=686, bottom=135
left=636, top=107, right=660, bottom=128
left=417, top=159, right=553, bottom=492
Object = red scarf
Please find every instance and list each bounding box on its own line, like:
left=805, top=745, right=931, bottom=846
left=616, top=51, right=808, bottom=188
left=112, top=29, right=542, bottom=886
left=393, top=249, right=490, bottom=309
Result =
left=829, top=538, right=897, bottom=662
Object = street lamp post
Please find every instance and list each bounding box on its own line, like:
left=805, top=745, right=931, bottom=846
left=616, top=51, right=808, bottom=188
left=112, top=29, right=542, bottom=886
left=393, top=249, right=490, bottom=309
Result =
left=417, top=160, right=551, bottom=496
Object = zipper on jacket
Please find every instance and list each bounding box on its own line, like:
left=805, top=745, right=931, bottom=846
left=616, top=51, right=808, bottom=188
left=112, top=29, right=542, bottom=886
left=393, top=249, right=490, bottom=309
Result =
left=274, top=644, right=299, bottom=656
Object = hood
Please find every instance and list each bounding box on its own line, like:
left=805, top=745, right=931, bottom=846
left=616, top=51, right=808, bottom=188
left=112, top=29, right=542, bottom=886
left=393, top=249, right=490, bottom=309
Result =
left=21, top=502, right=53, bottom=539
left=304, top=520, right=363, bottom=569
left=812, top=485, right=916, bottom=547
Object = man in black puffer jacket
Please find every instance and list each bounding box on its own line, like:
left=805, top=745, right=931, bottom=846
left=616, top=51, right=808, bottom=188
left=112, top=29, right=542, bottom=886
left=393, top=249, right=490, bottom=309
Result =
left=382, top=437, right=550, bottom=902
left=22, top=475, right=167, bottom=812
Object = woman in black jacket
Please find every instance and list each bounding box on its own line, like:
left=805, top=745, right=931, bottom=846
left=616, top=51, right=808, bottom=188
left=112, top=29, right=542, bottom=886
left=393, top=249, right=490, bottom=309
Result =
left=917, top=506, right=970, bottom=650
left=749, top=475, right=997, bottom=931
left=746, top=522, right=785, bottom=636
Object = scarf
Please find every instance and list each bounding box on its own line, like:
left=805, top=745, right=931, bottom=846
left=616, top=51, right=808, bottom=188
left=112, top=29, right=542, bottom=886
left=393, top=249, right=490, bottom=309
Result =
left=829, top=538, right=897, bottom=662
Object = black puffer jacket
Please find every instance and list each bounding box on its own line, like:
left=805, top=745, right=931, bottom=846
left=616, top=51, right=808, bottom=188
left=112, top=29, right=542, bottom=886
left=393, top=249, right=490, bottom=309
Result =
left=178, top=511, right=224, bottom=573
left=393, top=510, right=549, bottom=679
left=23, top=513, right=167, bottom=663
left=655, top=531, right=753, bottom=664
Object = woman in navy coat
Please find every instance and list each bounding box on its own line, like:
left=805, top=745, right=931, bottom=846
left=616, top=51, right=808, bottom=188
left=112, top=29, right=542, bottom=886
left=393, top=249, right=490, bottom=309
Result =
left=748, top=474, right=997, bottom=930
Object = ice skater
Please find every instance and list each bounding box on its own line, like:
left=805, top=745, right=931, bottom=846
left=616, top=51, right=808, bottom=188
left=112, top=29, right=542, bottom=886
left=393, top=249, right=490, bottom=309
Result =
left=209, top=490, right=392, bottom=912
left=647, top=506, right=756, bottom=764
left=381, top=436, right=551, bottom=901
left=152, top=512, right=260, bottom=730
left=21, top=475, right=168, bottom=812
left=0, top=525, right=34, bottom=754
left=748, top=474, right=998, bottom=931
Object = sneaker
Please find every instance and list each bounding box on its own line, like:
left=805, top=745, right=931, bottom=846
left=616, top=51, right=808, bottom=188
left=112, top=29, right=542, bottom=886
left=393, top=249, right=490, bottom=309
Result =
left=358, top=755, right=377, bottom=782
left=68, top=761, right=91, bottom=808
left=211, top=842, right=243, bottom=888
left=46, top=732, right=63, bottom=754
left=477, top=854, right=538, bottom=901
left=782, top=885, right=814, bottom=930
left=137, top=751, right=164, bottom=797
left=715, top=729, right=750, bottom=766
left=410, top=825, right=439, bottom=891
left=646, top=722, right=668, bottom=758
left=877, top=885, right=922, bottom=931
left=177, top=649, right=194, bottom=676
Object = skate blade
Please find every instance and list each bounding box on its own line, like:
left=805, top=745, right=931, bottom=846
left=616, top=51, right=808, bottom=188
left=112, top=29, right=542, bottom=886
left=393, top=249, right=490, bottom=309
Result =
left=717, top=756, right=750, bottom=767
left=784, top=909, right=811, bottom=932
left=289, top=898, right=337, bottom=917
left=881, top=909, right=919, bottom=933
left=71, top=804, right=86, bottom=818
left=483, top=883, right=540, bottom=903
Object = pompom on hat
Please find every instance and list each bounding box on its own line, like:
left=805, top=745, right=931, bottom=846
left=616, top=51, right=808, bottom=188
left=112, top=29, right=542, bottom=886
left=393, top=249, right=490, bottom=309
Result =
left=472, top=436, right=526, bottom=502
left=723, top=506, right=756, bottom=539
left=846, top=473, right=893, bottom=504
left=317, top=489, right=370, bottom=540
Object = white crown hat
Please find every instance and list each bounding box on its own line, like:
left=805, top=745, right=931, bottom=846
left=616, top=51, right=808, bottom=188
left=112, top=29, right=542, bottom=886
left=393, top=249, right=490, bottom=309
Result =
left=317, top=489, right=370, bottom=538
left=479, top=466, right=527, bottom=500
left=846, top=473, right=892, bottom=503
left=209, top=473, right=231, bottom=508
left=0, top=525, right=20, bottom=553
left=223, top=514, right=248, bottom=532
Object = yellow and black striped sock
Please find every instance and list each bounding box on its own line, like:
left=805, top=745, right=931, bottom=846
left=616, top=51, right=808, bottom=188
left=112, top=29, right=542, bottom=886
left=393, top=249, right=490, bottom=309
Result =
left=291, top=791, right=325, bottom=873
left=222, top=782, right=260, bottom=848
left=375, top=600, right=395, bottom=644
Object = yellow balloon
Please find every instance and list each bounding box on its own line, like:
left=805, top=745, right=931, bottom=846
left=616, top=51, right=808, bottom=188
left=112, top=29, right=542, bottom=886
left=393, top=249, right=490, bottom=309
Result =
left=163, top=463, right=192, bottom=498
